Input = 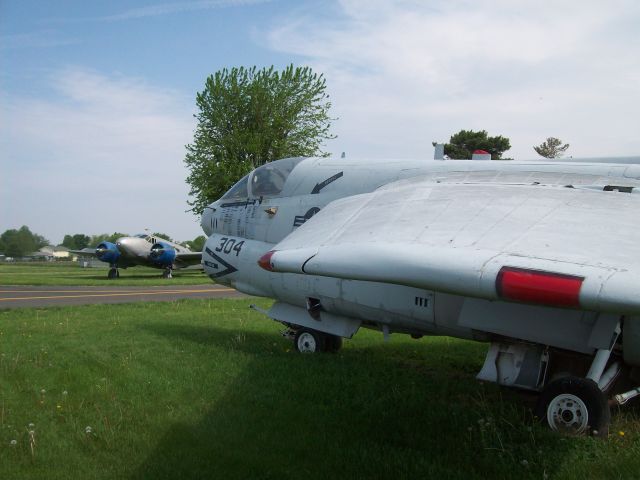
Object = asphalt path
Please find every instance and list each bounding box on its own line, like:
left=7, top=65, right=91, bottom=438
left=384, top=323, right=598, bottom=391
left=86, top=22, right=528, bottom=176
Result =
left=0, top=285, right=245, bottom=309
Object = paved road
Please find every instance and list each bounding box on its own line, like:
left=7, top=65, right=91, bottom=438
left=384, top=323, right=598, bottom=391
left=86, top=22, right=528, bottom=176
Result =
left=0, top=285, right=245, bottom=309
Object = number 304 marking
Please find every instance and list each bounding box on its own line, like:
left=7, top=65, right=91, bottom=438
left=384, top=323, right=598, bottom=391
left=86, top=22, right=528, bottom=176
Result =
left=215, top=237, right=244, bottom=256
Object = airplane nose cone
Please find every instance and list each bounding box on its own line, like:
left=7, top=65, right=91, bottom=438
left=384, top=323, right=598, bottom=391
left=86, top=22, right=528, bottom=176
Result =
left=116, top=238, right=131, bottom=249
left=201, top=204, right=217, bottom=236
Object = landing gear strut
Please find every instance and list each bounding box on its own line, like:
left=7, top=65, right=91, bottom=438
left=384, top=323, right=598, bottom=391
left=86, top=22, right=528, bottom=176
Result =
left=162, top=268, right=173, bottom=279
left=107, top=267, right=120, bottom=279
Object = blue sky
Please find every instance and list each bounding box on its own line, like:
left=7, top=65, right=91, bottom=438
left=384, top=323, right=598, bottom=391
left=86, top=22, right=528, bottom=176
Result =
left=2, top=0, right=639, bottom=244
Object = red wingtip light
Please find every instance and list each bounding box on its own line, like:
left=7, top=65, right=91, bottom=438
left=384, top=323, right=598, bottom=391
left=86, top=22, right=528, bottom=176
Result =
left=258, top=250, right=276, bottom=271
left=496, top=267, right=583, bottom=308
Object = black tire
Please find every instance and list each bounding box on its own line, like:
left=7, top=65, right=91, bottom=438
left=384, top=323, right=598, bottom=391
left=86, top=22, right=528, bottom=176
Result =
left=325, top=335, right=343, bottom=353
left=535, top=376, right=610, bottom=438
left=108, top=268, right=118, bottom=280
left=294, top=328, right=326, bottom=353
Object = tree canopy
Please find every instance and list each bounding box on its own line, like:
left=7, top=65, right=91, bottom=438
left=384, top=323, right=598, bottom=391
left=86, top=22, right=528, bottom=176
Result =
left=185, top=64, right=335, bottom=215
left=534, top=137, right=570, bottom=158
left=0, top=226, right=49, bottom=257
left=443, top=129, right=511, bottom=160
left=61, top=234, right=90, bottom=250
left=184, top=235, right=206, bottom=252
left=88, top=233, right=129, bottom=247
left=152, top=232, right=173, bottom=242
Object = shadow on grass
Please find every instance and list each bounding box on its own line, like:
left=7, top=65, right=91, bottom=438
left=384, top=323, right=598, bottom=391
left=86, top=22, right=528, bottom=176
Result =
left=132, top=323, right=573, bottom=480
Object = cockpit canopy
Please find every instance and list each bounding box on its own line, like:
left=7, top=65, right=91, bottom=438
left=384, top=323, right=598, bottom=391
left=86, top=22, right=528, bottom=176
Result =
left=221, top=157, right=304, bottom=200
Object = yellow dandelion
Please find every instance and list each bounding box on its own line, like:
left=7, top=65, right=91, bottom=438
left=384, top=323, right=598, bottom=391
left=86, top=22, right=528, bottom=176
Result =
left=619, top=431, right=625, bottom=436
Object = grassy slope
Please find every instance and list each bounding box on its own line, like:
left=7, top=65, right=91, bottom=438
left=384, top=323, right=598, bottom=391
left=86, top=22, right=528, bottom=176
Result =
left=0, top=263, right=211, bottom=286
left=0, top=299, right=639, bottom=479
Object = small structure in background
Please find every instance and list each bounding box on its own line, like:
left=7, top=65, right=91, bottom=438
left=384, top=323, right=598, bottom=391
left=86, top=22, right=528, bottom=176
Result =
left=433, top=143, right=445, bottom=160
left=472, top=149, right=491, bottom=160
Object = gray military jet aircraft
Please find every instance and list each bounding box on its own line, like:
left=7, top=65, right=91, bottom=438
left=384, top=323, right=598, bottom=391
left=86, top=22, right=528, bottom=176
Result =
left=72, top=233, right=201, bottom=279
left=200, top=154, right=640, bottom=436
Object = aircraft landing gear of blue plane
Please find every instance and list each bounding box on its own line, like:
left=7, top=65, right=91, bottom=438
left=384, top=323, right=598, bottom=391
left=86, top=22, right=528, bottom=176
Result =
left=107, top=267, right=120, bottom=279
left=162, top=268, right=173, bottom=279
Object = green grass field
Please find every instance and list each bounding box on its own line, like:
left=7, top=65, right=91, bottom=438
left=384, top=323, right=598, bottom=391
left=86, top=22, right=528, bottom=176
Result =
left=0, top=262, right=211, bottom=286
left=1, top=299, right=640, bottom=479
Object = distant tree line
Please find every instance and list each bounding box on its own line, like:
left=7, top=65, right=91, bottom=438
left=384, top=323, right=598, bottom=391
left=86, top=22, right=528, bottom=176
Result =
left=0, top=227, right=208, bottom=258
left=0, top=226, right=49, bottom=257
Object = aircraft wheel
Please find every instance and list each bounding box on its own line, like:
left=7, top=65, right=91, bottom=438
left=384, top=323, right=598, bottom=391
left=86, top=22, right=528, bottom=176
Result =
left=108, top=268, right=118, bottom=280
left=325, top=334, right=343, bottom=353
left=294, top=328, right=325, bottom=353
left=536, top=376, right=610, bottom=437
left=162, top=269, right=172, bottom=279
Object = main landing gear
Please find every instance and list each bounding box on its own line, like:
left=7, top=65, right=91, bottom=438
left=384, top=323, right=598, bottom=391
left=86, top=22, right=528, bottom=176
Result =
left=292, top=328, right=343, bottom=353
left=535, top=376, right=610, bottom=437
left=162, top=267, right=173, bottom=279
left=534, top=321, right=622, bottom=437
left=107, top=267, right=120, bottom=279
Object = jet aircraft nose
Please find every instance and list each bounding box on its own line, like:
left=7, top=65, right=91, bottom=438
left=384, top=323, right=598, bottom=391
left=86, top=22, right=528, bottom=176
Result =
left=201, top=204, right=217, bottom=236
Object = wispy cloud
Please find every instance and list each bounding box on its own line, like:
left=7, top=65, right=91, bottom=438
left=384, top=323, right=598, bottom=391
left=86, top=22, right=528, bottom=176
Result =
left=1, top=68, right=200, bottom=242
left=47, top=0, right=271, bottom=23
left=0, top=30, right=79, bottom=50
left=267, top=0, right=640, bottom=159
left=103, top=0, right=270, bottom=21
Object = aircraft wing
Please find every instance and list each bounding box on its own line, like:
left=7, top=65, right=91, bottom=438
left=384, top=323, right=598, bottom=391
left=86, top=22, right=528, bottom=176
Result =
left=68, top=248, right=97, bottom=257
left=267, top=179, right=640, bottom=315
left=174, top=251, right=203, bottom=268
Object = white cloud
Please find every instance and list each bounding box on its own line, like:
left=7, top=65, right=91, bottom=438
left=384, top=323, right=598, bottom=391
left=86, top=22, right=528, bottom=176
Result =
left=267, top=0, right=640, bottom=159
left=1, top=68, right=201, bottom=244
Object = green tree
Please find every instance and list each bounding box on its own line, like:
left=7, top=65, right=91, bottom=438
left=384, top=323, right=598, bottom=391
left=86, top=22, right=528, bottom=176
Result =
left=534, top=137, right=570, bottom=158
left=61, top=234, right=90, bottom=250
left=62, top=235, right=75, bottom=249
left=185, top=235, right=206, bottom=252
left=0, top=226, right=49, bottom=257
left=443, top=129, right=511, bottom=160
left=185, top=64, right=335, bottom=215
left=88, top=233, right=129, bottom=247
left=152, top=232, right=173, bottom=242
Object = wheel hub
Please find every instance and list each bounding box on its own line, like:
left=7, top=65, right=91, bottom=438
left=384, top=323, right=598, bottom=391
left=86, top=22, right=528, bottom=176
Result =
left=297, top=332, right=317, bottom=353
left=547, top=393, right=589, bottom=434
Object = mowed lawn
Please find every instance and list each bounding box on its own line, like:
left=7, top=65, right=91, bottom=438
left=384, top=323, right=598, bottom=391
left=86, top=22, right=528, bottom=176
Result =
left=1, top=299, right=640, bottom=479
left=0, top=262, right=210, bottom=286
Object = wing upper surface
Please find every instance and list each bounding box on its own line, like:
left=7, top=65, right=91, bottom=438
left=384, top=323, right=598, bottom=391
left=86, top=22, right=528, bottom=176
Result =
left=174, top=251, right=202, bottom=267
left=269, top=180, right=640, bottom=314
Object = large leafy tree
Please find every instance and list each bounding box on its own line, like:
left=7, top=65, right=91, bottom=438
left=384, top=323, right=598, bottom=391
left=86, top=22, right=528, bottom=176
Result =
left=0, top=226, right=48, bottom=257
left=444, top=129, right=511, bottom=160
left=534, top=137, right=570, bottom=158
left=61, top=234, right=90, bottom=250
left=185, top=65, right=335, bottom=215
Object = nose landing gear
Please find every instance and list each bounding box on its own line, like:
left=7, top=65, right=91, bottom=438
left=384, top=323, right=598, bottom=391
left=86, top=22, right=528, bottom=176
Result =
left=293, top=328, right=343, bottom=353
